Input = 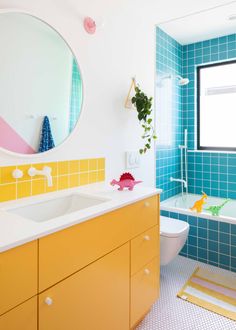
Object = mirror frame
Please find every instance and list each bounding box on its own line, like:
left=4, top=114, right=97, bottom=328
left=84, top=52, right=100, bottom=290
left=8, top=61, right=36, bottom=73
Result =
left=0, top=8, right=84, bottom=158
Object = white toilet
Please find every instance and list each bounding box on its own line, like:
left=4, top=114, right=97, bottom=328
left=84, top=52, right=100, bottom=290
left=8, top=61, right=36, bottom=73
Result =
left=160, top=216, right=189, bottom=265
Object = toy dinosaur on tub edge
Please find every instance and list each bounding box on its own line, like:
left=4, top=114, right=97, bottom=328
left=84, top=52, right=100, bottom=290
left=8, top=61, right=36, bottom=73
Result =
left=205, top=199, right=231, bottom=216
left=190, top=191, right=208, bottom=213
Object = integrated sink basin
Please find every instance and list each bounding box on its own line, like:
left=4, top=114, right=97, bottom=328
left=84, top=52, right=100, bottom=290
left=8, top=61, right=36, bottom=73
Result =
left=6, top=194, right=111, bottom=222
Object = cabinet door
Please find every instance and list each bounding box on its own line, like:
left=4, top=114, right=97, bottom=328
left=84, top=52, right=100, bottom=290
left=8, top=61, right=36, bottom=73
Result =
left=39, top=243, right=130, bottom=330
left=130, top=257, right=159, bottom=328
left=39, top=195, right=158, bottom=292
left=0, top=297, right=37, bottom=330
left=0, top=241, right=37, bottom=315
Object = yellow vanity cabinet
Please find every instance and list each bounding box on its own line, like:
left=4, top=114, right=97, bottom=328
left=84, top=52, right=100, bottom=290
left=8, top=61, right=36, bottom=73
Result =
left=0, top=241, right=38, bottom=316
left=38, top=195, right=158, bottom=292
left=0, top=297, right=37, bottom=330
left=38, top=243, right=130, bottom=330
left=0, top=194, right=160, bottom=330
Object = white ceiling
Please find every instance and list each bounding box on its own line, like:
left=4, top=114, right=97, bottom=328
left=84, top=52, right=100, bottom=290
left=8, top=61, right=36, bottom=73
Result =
left=158, top=1, right=236, bottom=45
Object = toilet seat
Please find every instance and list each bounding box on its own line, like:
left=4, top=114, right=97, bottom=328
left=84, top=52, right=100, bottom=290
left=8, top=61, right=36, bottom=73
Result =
left=160, top=216, right=189, bottom=238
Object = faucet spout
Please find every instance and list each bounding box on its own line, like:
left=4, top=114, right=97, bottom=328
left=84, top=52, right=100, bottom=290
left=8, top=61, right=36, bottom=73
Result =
left=170, top=176, right=187, bottom=189
left=28, top=166, right=53, bottom=187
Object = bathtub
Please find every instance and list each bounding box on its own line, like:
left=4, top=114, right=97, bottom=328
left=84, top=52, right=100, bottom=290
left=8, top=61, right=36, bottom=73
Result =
left=161, top=193, right=236, bottom=272
left=161, top=193, right=236, bottom=224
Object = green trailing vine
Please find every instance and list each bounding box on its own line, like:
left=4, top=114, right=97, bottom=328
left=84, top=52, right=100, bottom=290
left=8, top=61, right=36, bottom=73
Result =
left=131, top=85, right=157, bottom=154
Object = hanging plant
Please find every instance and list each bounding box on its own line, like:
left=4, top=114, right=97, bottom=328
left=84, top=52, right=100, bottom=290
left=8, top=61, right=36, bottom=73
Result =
left=131, top=85, right=157, bottom=154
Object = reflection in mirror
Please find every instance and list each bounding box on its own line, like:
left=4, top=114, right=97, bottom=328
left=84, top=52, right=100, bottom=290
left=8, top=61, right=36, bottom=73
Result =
left=0, top=13, right=82, bottom=155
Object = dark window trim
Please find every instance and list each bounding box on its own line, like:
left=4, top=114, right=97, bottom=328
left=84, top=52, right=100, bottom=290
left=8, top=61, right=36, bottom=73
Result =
left=197, top=59, right=236, bottom=152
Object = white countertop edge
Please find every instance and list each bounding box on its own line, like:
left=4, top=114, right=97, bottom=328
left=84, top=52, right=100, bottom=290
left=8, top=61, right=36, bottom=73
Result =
left=0, top=183, right=162, bottom=253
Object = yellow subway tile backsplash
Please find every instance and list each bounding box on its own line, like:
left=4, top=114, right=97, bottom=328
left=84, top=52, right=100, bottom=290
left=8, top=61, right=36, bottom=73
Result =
left=89, top=171, right=97, bottom=183
left=97, top=170, right=105, bottom=182
left=80, top=172, right=89, bottom=186
left=58, top=161, right=69, bottom=175
left=80, top=159, right=89, bottom=172
left=98, top=158, right=105, bottom=170
left=0, top=183, right=17, bottom=202
left=1, top=166, right=16, bottom=184
left=58, top=176, right=69, bottom=190
left=0, top=158, right=105, bottom=202
left=69, top=160, right=79, bottom=174
left=17, top=181, right=31, bottom=199
left=89, top=159, right=97, bottom=171
left=32, top=179, right=45, bottom=196
left=69, top=174, right=79, bottom=188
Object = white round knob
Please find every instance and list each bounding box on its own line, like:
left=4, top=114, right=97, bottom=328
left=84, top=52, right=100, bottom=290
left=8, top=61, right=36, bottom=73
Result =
left=143, top=235, right=150, bottom=241
left=45, top=297, right=53, bottom=306
left=12, top=169, right=23, bottom=179
left=144, top=202, right=150, bottom=207
left=144, top=269, right=150, bottom=275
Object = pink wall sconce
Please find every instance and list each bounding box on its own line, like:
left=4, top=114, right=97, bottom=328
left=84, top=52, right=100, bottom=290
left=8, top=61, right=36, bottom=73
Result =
left=83, top=17, right=96, bottom=34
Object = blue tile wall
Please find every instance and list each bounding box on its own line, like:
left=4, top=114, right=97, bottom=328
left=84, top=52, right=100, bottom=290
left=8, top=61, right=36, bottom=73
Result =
left=157, top=32, right=236, bottom=272
left=156, top=28, right=183, bottom=201
left=161, top=210, right=236, bottom=272
left=183, top=34, right=236, bottom=199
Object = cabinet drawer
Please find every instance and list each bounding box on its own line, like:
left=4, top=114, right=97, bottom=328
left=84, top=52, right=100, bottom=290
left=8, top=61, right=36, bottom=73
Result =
left=131, top=226, right=159, bottom=276
left=130, top=257, right=159, bottom=328
left=0, top=241, right=37, bottom=315
left=39, top=195, right=158, bottom=291
left=0, top=296, right=37, bottom=330
left=39, top=244, right=130, bottom=330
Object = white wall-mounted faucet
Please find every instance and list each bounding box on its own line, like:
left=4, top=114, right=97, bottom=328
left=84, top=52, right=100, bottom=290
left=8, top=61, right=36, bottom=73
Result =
left=170, top=177, right=187, bottom=189
left=28, top=166, right=53, bottom=187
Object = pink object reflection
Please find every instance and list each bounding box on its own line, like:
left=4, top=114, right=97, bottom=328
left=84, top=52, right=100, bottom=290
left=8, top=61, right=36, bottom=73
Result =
left=0, top=116, right=35, bottom=154
left=84, top=17, right=96, bottom=34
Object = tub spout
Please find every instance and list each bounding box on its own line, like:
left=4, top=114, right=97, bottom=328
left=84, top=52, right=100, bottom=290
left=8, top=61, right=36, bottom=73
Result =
left=170, top=177, right=187, bottom=189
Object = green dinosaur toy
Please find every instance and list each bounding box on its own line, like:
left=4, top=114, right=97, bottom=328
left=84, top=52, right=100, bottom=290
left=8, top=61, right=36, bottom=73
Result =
left=205, top=199, right=230, bottom=216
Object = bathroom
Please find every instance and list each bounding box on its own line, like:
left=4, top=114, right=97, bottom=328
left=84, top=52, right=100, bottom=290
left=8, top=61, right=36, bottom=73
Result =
left=0, top=1, right=236, bottom=330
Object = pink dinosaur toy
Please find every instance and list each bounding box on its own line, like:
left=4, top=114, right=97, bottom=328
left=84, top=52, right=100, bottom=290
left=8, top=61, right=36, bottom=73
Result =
left=110, top=173, right=142, bottom=191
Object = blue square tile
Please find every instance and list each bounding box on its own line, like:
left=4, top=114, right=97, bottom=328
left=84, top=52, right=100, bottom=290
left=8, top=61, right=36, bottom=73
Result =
left=188, top=245, right=197, bottom=257
left=219, top=243, right=230, bottom=255
left=198, top=227, right=208, bottom=239
left=208, top=251, right=219, bottom=263
left=219, top=233, right=230, bottom=244
left=219, top=221, right=230, bottom=234
left=219, top=254, right=230, bottom=267
left=209, top=230, right=218, bottom=241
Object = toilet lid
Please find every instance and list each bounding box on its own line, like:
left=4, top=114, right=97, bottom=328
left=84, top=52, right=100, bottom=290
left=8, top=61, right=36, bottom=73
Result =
left=160, top=216, right=189, bottom=238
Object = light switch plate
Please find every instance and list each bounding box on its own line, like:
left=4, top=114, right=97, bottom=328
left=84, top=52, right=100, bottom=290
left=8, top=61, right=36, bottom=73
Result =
left=125, top=151, right=140, bottom=169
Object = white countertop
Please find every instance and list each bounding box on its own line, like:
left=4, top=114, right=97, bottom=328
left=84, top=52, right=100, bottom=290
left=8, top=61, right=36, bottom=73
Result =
left=0, top=183, right=161, bottom=253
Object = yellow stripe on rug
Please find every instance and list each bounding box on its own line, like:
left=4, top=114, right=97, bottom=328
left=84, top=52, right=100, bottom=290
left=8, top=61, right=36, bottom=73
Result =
left=177, top=267, right=236, bottom=321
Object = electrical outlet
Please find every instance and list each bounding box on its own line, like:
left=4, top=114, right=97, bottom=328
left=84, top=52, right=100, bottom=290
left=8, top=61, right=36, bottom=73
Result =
left=125, top=151, right=140, bottom=169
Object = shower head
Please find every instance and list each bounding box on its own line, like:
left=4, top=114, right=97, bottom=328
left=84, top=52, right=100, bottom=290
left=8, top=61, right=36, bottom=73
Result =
left=176, top=75, right=189, bottom=86
left=157, top=74, right=189, bottom=87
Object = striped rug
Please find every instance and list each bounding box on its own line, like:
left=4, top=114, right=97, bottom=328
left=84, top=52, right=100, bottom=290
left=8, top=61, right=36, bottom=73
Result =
left=177, top=267, right=236, bottom=321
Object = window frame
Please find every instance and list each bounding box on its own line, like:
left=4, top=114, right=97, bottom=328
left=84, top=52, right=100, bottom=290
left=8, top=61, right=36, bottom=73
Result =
left=197, top=59, right=236, bottom=152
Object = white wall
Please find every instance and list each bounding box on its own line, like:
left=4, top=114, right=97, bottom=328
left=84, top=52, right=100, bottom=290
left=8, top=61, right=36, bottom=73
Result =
left=0, top=12, right=73, bottom=150
left=0, top=0, right=223, bottom=186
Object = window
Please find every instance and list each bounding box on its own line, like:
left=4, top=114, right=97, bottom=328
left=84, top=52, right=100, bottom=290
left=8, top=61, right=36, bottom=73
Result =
left=197, top=60, right=236, bottom=151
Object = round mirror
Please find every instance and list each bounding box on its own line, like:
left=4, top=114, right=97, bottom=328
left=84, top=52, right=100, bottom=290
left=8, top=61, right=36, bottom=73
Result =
left=0, top=12, right=83, bottom=155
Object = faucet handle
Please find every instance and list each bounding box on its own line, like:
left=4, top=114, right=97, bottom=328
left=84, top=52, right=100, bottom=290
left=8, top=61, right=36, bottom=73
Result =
left=28, top=167, right=37, bottom=177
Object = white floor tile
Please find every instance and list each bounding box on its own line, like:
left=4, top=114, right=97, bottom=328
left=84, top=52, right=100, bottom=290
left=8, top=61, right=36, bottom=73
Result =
left=136, top=256, right=236, bottom=330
